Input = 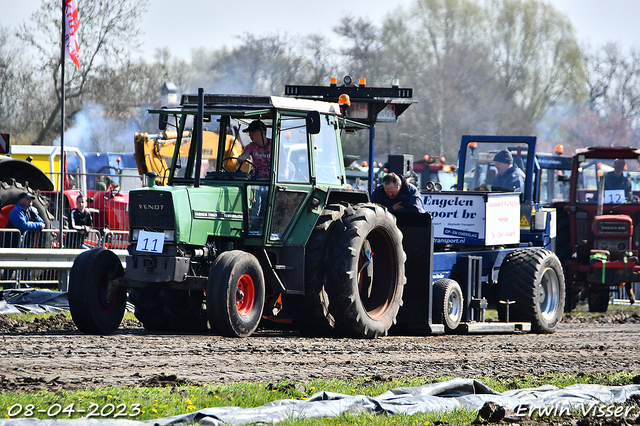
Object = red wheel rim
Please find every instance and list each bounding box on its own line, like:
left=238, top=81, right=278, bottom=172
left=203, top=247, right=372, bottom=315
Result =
left=236, top=274, right=255, bottom=316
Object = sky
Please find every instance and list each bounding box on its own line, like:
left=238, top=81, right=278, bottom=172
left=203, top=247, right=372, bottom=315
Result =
left=2, top=0, right=640, bottom=62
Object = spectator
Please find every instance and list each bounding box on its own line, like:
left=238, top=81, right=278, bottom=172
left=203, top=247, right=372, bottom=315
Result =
left=371, top=172, right=425, bottom=213
left=7, top=191, right=45, bottom=248
left=70, top=194, right=93, bottom=248
left=96, top=175, right=107, bottom=191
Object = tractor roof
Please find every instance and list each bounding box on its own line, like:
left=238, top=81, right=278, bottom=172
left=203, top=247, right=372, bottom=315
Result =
left=149, top=94, right=341, bottom=116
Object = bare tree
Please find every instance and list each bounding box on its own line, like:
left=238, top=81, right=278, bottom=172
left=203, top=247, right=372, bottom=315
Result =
left=485, top=0, right=585, bottom=122
left=583, top=43, right=619, bottom=110
left=15, top=0, right=148, bottom=145
left=0, top=26, right=17, bottom=131
left=190, top=33, right=336, bottom=96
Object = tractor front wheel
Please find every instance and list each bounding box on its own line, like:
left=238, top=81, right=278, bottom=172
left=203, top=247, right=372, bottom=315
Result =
left=207, top=251, right=265, bottom=337
left=69, top=248, right=126, bottom=335
left=588, top=287, right=610, bottom=313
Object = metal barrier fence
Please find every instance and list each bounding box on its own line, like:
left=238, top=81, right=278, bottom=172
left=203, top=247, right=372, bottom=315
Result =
left=0, top=228, right=129, bottom=291
left=46, top=171, right=139, bottom=233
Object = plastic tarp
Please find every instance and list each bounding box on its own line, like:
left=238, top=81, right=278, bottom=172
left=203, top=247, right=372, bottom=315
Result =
left=0, top=289, right=68, bottom=314
left=0, top=378, right=639, bottom=425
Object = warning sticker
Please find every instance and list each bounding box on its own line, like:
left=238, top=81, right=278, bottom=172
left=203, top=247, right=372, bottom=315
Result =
left=520, top=215, right=530, bottom=228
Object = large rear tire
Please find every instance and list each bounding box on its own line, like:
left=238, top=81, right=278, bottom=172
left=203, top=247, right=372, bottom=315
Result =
left=285, top=203, right=350, bottom=336
left=207, top=251, right=265, bottom=337
left=69, top=248, right=126, bottom=335
left=326, top=204, right=405, bottom=338
left=497, top=249, right=565, bottom=333
left=129, top=289, right=171, bottom=331
left=433, top=278, right=464, bottom=332
left=130, top=289, right=208, bottom=332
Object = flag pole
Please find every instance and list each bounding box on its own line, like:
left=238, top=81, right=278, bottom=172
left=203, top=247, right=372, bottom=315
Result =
left=59, top=0, right=65, bottom=248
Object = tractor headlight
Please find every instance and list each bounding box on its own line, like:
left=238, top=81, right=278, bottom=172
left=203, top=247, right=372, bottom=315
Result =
left=131, top=229, right=175, bottom=242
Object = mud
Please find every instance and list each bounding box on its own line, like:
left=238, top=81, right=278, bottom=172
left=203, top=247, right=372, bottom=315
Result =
left=1, top=309, right=640, bottom=395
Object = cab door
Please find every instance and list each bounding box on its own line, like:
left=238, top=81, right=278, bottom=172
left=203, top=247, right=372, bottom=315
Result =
left=267, top=115, right=313, bottom=244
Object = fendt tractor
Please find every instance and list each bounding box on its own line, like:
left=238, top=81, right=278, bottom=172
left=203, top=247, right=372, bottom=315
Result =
left=68, top=81, right=565, bottom=338
left=553, top=147, right=640, bottom=312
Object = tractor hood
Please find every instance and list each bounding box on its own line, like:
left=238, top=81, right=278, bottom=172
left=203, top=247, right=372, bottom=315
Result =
left=129, top=185, right=244, bottom=246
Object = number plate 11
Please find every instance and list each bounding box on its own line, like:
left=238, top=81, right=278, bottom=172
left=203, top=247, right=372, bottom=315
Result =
left=136, top=231, right=165, bottom=254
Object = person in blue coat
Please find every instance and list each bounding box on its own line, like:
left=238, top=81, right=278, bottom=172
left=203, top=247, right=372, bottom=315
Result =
left=371, top=172, right=425, bottom=213
left=491, top=149, right=525, bottom=192
left=8, top=192, right=45, bottom=232
left=8, top=191, right=45, bottom=248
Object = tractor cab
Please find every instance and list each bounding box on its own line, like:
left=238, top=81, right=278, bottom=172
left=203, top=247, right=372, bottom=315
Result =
left=141, top=94, right=360, bottom=250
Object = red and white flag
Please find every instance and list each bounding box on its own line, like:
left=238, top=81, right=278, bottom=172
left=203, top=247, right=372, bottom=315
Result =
left=65, top=0, right=80, bottom=69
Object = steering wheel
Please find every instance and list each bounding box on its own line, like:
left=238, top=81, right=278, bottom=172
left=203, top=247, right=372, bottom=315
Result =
left=221, top=157, right=256, bottom=175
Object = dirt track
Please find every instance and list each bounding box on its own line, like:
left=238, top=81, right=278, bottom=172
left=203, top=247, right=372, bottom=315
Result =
left=1, top=308, right=639, bottom=393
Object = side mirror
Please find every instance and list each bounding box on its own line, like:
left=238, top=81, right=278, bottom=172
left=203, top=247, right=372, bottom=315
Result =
left=158, top=106, right=169, bottom=130
left=87, top=197, right=94, bottom=203
left=306, top=111, right=321, bottom=135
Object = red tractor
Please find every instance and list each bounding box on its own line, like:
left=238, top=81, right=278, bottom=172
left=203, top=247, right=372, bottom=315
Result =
left=554, top=147, right=639, bottom=312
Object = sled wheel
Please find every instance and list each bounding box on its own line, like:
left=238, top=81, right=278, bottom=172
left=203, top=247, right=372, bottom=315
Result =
left=207, top=250, right=265, bottom=337
left=497, top=249, right=565, bottom=333
left=326, top=203, right=405, bottom=338
left=588, top=287, right=610, bottom=313
left=285, top=203, right=349, bottom=336
left=433, top=278, right=464, bottom=332
left=69, top=248, right=126, bottom=335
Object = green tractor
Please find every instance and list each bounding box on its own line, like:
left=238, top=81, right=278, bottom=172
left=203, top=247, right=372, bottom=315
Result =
left=68, top=91, right=406, bottom=338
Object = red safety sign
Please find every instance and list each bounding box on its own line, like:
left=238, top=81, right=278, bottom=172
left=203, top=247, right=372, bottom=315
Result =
left=0, top=134, right=9, bottom=154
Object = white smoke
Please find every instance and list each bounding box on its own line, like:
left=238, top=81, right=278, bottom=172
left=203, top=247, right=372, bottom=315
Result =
left=53, top=102, right=139, bottom=153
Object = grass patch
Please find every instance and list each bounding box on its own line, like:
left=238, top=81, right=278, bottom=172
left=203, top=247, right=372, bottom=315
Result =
left=4, top=310, right=137, bottom=323
left=570, top=301, right=640, bottom=316
left=1, top=373, right=638, bottom=423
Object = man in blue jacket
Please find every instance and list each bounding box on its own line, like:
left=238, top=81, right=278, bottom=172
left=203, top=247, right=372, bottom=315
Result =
left=8, top=192, right=45, bottom=248
left=371, top=172, right=425, bottom=213
left=491, top=149, right=525, bottom=193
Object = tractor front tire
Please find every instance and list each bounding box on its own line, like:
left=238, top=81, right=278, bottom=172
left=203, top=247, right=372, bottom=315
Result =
left=207, top=251, right=265, bottom=337
left=69, top=248, right=126, bottom=335
left=588, top=287, right=610, bottom=313
left=326, top=204, right=405, bottom=338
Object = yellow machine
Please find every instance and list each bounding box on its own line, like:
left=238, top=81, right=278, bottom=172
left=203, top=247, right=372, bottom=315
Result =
left=134, top=130, right=247, bottom=185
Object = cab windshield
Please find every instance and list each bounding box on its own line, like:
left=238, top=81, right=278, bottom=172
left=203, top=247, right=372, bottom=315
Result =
left=461, top=142, right=528, bottom=192
left=171, top=115, right=268, bottom=180
left=576, top=157, right=640, bottom=204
